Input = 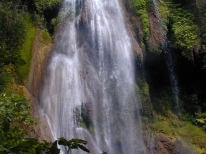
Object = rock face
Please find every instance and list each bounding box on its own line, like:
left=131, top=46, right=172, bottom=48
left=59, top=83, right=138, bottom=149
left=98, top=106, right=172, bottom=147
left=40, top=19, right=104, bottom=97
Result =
left=151, top=134, right=174, bottom=154
left=150, top=134, right=196, bottom=154
left=27, top=29, right=53, bottom=97
left=148, top=13, right=166, bottom=52
left=26, top=29, right=54, bottom=141
left=121, top=0, right=144, bottom=57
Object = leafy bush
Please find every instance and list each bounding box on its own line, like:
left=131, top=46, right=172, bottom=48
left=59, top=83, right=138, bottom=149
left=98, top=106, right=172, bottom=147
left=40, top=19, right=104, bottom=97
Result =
left=0, top=66, right=13, bottom=93
left=0, top=93, right=36, bottom=148
left=0, top=91, right=92, bottom=154
left=169, top=9, right=199, bottom=53
left=0, top=2, right=26, bottom=66
left=193, top=112, right=206, bottom=131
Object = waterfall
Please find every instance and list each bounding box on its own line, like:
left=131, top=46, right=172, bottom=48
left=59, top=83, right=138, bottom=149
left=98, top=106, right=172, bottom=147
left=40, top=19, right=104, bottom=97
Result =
left=39, top=0, right=146, bottom=153
left=152, top=0, right=180, bottom=114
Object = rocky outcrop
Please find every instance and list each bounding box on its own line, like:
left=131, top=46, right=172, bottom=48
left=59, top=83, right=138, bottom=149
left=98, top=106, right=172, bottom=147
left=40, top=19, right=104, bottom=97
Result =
left=25, top=29, right=54, bottom=141
left=27, top=29, right=53, bottom=97
left=148, top=12, right=166, bottom=52
left=151, top=133, right=174, bottom=154
left=150, top=134, right=196, bottom=154
left=121, top=0, right=144, bottom=57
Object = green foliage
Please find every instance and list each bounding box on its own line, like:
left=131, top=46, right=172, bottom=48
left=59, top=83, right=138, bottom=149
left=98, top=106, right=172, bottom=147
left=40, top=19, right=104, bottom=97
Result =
left=0, top=2, right=26, bottom=66
left=0, top=136, right=90, bottom=154
left=193, top=112, right=206, bottom=131
left=0, top=66, right=13, bottom=93
left=138, top=80, right=150, bottom=102
left=154, top=0, right=200, bottom=59
left=34, top=0, right=61, bottom=13
left=151, top=113, right=206, bottom=151
left=132, top=0, right=150, bottom=40
left=0, top=2, right=93, bottom=154
left=41, top=31, right=52, bottom=45
left=32, top=0, right=61, bottom=33
left=0, top=92, right=91, bottom=154
left=8, top=138, right=51, bottom=154
left=169, top=9, right=199, bottom=54
left=58, top=138, right=90, bottom=153
left=0, top=93, right=36, bottom=149
left=137, top=80, right=154, bottom=117
left=51, top=17, right=60, bottom=29
left=0, top=92, right=90, bottom=154
left=158, top=1, right=200, bottom=59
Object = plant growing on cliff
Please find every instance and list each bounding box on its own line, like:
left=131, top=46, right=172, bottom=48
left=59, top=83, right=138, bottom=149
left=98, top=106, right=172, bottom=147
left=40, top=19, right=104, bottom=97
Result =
left=169, top=9, right=200, bottom=58
left=158, top=0, right=200, bottom=59
left=131, top=0, right=150, bottom=40
left=193, top=112, right=206, bottom=131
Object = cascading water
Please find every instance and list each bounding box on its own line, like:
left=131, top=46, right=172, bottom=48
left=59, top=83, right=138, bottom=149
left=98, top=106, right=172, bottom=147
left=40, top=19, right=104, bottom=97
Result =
left=152, top=0, right=180, bottom=114
left=163, top=41, right=180, bottom=114
left=39, top=0, right=146, bottom=153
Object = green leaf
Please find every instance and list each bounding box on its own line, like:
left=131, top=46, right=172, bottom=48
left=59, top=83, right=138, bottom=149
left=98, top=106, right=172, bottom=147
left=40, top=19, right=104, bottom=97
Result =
left=77, top=144, right=90, bottom=153
left=196, top=118, right=205, bottom=124
left=69, top=139, right=87, bottom=145
left=58, top=137, right=69, bottom=146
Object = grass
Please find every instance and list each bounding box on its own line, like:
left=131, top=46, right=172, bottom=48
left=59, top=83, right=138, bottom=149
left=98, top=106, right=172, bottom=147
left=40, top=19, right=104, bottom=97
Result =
left=179, top=123, right=206, bottom=150
left=40, top=30, right=52, bottom=46
left=150, top=112, right=206, bottom=152
left=17, top=15, right=37, bottom=82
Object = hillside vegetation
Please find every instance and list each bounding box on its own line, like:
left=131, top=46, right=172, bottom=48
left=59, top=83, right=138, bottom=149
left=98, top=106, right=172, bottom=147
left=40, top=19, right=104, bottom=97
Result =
left=0, top=0, right=61, bottom=153
left=130, top=0, right=206, bottom=152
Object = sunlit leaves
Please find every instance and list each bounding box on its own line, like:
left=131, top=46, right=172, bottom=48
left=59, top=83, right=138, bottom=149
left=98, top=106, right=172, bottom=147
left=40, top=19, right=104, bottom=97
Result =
left=159, top=1, right=201, bottom=59
left=0, top=93, right=36, bottom=148
left=193, top=112, right=206, bottom=131
left=132, top=0, right=150, bottom=40
left=169, top=11, right=199, bottom=52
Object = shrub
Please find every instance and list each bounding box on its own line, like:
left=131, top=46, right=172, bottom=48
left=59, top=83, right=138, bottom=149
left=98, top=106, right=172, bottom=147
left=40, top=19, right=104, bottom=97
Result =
left=166, top=3, right=200, bottom=59
left=0, top=93, right=36, bottom=147
left=0, top=2, right=26, bottom=66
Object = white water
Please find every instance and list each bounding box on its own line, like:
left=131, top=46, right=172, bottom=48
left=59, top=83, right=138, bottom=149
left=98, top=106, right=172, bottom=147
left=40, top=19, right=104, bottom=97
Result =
left=39, top=0, right=146, bottom=153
